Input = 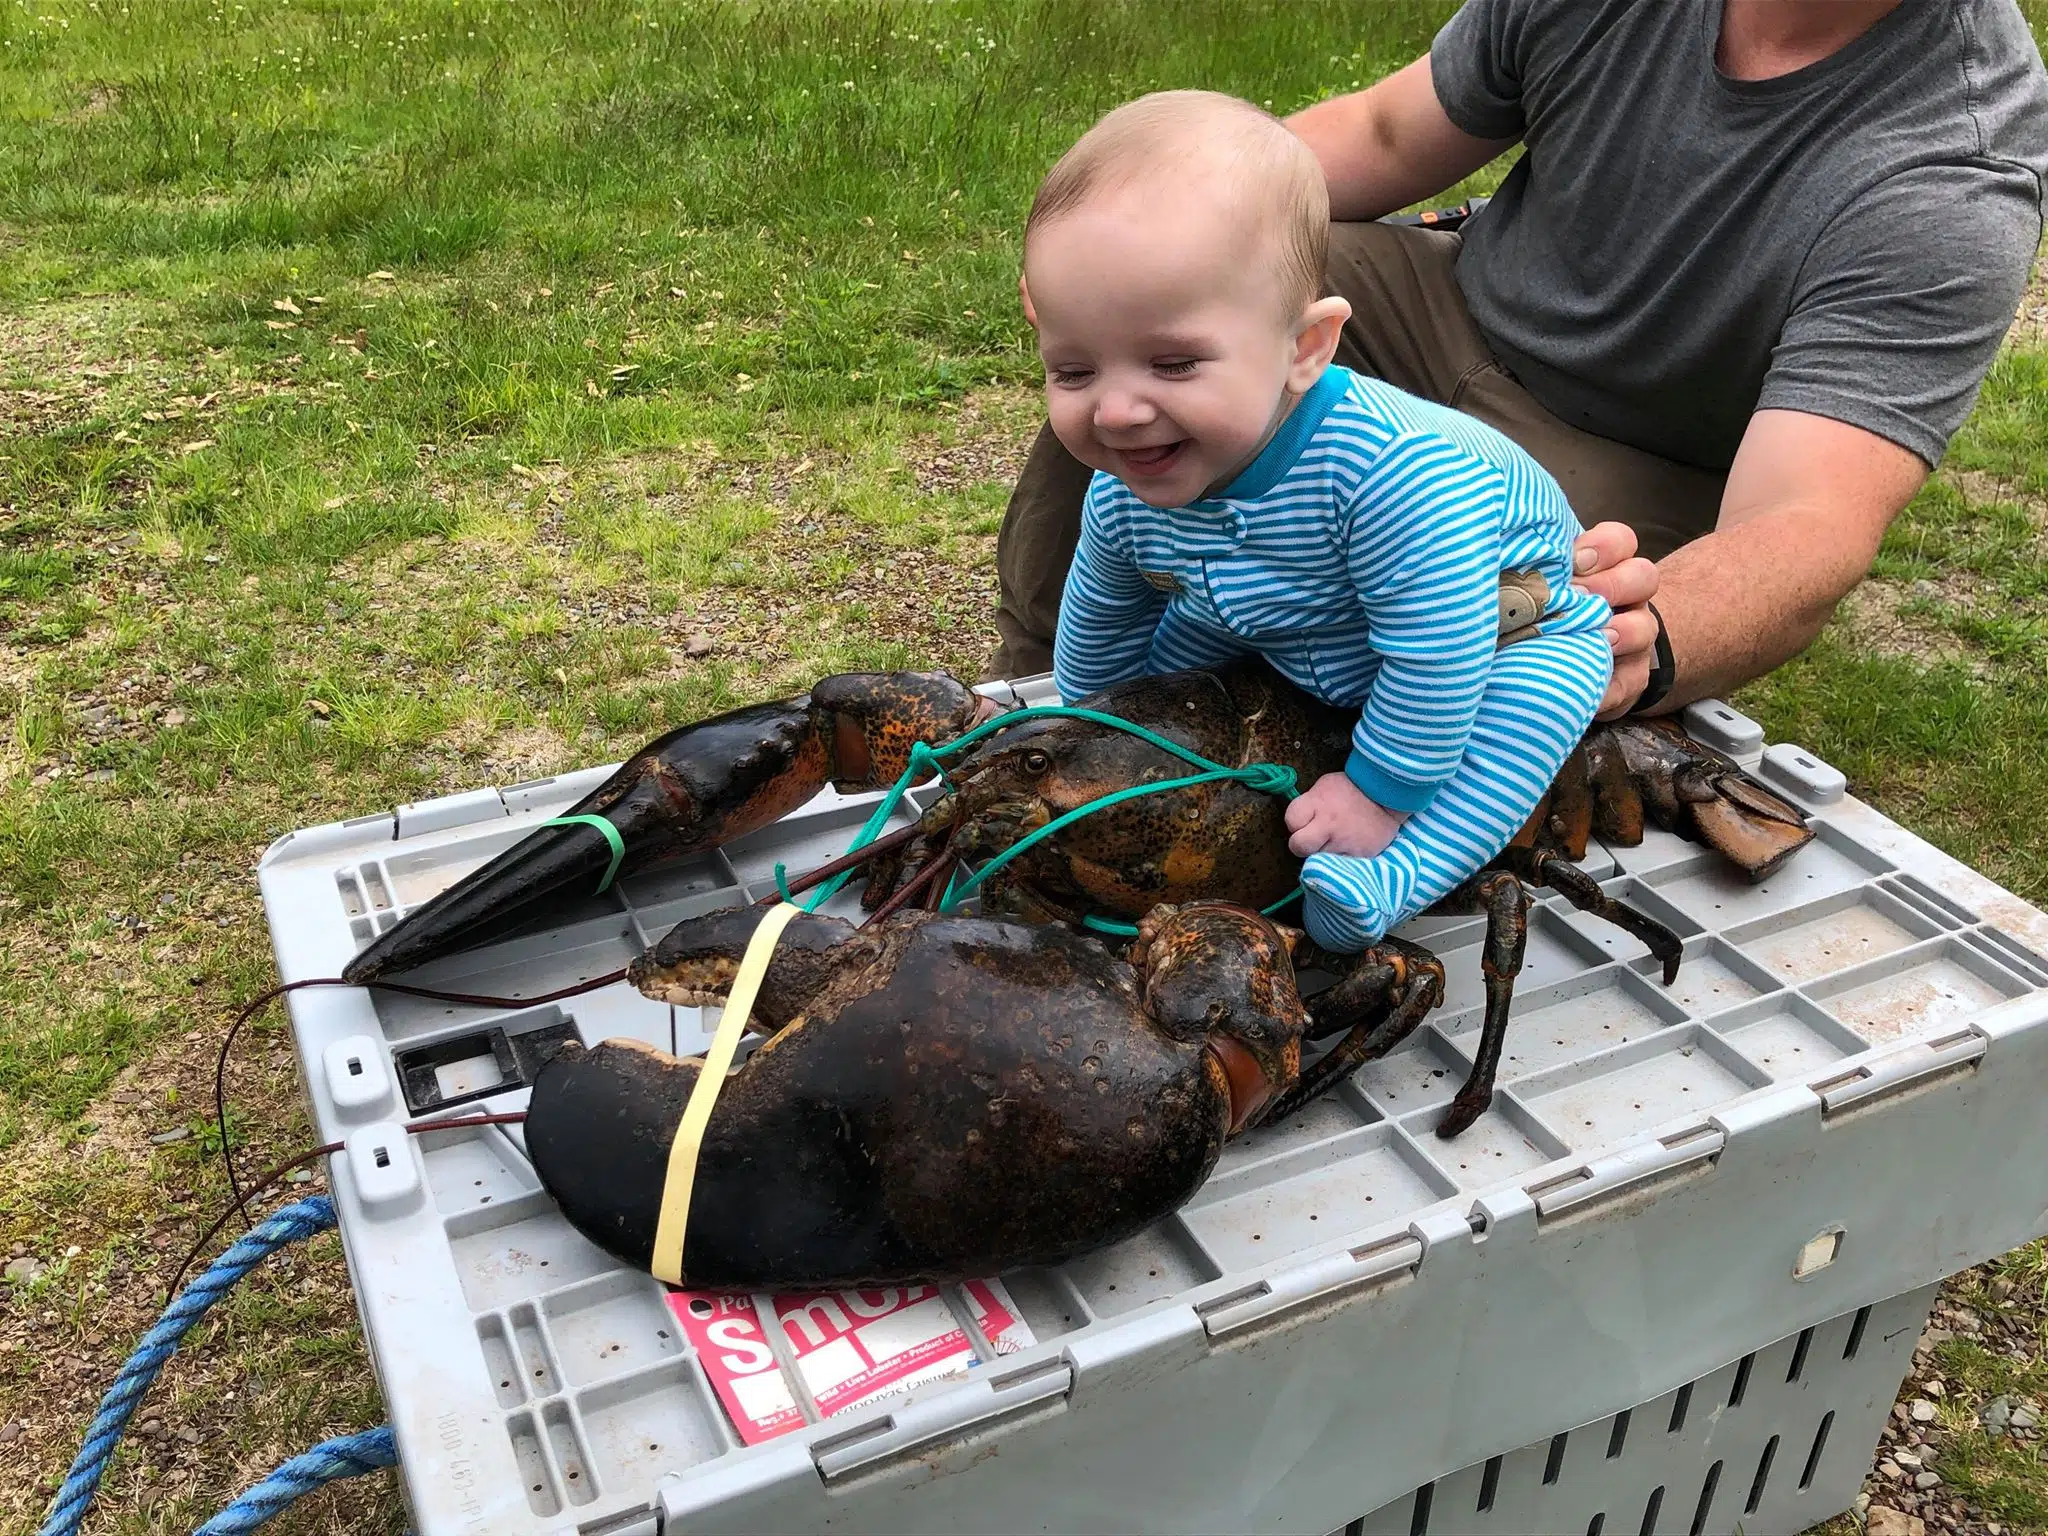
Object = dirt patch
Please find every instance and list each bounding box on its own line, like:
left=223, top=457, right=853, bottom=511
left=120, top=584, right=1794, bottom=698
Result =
left=899, top=387, right=1039, bottom=495
left=1835, top=579, right=1988, bottom=677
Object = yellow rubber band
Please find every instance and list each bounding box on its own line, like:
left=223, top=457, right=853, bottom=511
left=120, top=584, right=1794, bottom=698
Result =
left=649, top=900, right=803, bottom=1286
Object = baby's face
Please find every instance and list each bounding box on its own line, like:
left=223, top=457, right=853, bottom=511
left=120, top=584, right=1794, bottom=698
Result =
left=1026, top=186, right=1305, bottom=509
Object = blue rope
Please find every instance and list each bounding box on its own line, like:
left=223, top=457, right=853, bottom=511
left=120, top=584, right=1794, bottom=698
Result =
left=37, top=1198, right=339, bottom=1536
left=193, top=1425, right=399, bottom=1534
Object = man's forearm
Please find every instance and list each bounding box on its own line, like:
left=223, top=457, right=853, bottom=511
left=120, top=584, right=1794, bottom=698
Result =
left=1646, top=503, right=1884, bottom=711
left=1639, top=409, right=1929, bottom=713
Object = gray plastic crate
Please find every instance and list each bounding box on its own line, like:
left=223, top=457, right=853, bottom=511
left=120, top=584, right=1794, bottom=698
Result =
left=254, top=684, right=2048, bottom=1536
left=1346, top=1283, right=1939, bottom=1536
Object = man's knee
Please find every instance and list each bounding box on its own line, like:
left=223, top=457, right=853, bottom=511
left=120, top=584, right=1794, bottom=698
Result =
left=988, top=421, right=1090, bottom=678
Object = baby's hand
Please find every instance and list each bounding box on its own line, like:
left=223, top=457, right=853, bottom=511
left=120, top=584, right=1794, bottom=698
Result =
left=1284, top=773, right=1408, bottom=858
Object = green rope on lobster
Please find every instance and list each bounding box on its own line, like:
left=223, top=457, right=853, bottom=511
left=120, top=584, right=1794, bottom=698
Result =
left=773, top=703, right=1306, bottom=935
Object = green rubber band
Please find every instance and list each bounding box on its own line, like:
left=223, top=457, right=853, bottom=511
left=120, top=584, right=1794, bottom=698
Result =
left=941, top=763, right=1298, bottom=908
left=795, top=699, right=1304, bottom=930
left=540, top=814, right=627, bottom=894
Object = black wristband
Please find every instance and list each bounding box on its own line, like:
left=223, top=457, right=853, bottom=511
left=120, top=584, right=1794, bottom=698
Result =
left=1631, top=601, right=1676, bottom=715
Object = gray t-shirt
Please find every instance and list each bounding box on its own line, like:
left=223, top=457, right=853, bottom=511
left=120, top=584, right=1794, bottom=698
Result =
left=1431, top=0, right=2048, bottom=471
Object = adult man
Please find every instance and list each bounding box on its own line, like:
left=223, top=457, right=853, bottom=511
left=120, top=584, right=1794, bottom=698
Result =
left=988, top=0, right=2048, bottom=719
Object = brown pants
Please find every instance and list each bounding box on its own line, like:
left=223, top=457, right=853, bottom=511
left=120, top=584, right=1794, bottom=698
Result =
left=986, top=221, right=1728, bottom=680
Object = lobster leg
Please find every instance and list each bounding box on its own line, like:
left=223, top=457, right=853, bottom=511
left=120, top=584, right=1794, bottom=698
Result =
left=1438, top=870, right=1530, bottom=1138
left=1530, top=850, right=1684, bottom=985
left=1258, top=938, right=1444, bottom=1126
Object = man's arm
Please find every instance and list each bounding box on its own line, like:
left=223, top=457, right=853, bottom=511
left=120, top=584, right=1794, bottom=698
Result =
left=1638, top=410, right=1928, bottom=713
left=1285, top=59, right=1518, bottom=223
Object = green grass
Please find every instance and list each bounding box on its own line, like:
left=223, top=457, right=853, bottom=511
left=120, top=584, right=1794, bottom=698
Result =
left=0, top=2, right=2045, bottom=1532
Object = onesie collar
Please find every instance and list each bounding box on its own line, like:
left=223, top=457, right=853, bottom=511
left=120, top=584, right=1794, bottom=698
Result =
left=1198, top=364, right=1353, bottom=507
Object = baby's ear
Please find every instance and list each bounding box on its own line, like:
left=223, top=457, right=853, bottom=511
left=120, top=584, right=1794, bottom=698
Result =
left=1018, top=272, right=1039, bottom=330
left=1288, top=295, right=1351, bottom=392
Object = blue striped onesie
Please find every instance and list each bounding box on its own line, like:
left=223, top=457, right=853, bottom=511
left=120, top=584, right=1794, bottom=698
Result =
left=1052, top=364, right=1613, bottom=952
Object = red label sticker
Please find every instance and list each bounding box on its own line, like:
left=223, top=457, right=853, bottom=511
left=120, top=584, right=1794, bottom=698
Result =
left=668, top=1281, right=1035, bottom=1445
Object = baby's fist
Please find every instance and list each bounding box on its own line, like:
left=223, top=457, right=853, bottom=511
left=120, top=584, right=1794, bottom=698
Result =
left=1283, top=773, right=1408, bottom=858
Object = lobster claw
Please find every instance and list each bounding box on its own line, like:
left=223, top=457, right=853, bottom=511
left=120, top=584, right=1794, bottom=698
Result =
left=1687, top=784, right=1812, bottom=881
left=340, top=673, right=981, bottom=985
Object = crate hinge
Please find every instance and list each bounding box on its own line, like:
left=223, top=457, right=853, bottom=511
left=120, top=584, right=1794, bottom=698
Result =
left=1814, top=1029, right=1988, bottom=1120
left=1194, top=1228, right=1425, bottom=1339
left=1529, top=1122, right=1725, bottom=1223
left=806, top=1354, right=1074, bottom=1482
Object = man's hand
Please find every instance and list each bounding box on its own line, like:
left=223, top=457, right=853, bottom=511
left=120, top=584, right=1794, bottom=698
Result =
left=1572, top=522, right=1661, bottom=718
left=1285, top=773, right=1409, bottom=858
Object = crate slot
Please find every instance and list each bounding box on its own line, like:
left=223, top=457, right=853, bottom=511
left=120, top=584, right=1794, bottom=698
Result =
left=1743, top=1433, right=1778, bottom=1515
left=1627, top=935, right=1781, bottom=1018
left=1404, top=1092, right=1570, bottom=1190
left=510, top=1302, right=561, bottom=1396
left=1633, top=1485, right=1663, bottom=1536
left=1967, top=924, right=2048, bottom=987
left=336, top=870, right=368, bottom=918
left=1805, top=935, right=2033, bottom=1045
left=719, top=796, right=926, bottom=902
left=1707, top=993, right=1867, bottom=1082
left=478, top=1314, right=526, bottom=1408
left=394, top=1011, right=581, bottom=1116
left=541, top=1399, right=599, bottom=1505
left=1546, top=876, right=1703, bottom=966
left=1879, top=872, right=1976, bottom=929
left=1646, top=820, right=1890, bottom=928
left=1210, top=1086, right=1378, bottom=1181
left=380, top=835, right=528, bottom=909
left=1433, top=907, right=1610, bottom=1016
left=577, top=1358, right=730, bottom=1488
left=1349, top=1027, right=1473, bottom=1117
left=1183, top=1122, right=1455, bottom=1270
left=1517, top=1028, right=1768, bottom=1148
left=379, top=822, right=532, bottom=908
left=617, top=852, right=745, bottom=946
left=1599, top=826, right=1702, bottom=879
left=420, top=1124, right=539, bottom=1216
left=542, top=1271, right=685, bottom=1389
left=628, top=886, right=748, bottom=948
left=991, top=1267, right=1092, bottom=1339
left=1444, top=966, right=1691, bottom=1082
left=1720, top=884, right=1939, bottom=985
left=505, top=1410, right=561, bottom=1516
left=1388, top=912, right=1485, bottom=949
left=447, top=1194, right=617, bottom=1311
left=1796, top=1409, right=1833, bottom=1491
left=1062, top=1217, right=1219, bottom=1317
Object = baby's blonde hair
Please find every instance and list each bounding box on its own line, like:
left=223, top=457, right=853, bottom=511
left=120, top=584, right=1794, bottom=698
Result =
left=1025, top=90, right=1329, bottom=317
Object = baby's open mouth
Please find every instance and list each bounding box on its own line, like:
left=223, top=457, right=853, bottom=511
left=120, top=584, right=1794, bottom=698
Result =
left=1118, top=441, right=1186, bottom=476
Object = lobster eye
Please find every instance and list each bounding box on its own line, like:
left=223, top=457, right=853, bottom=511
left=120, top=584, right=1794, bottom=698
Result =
left=1022, top=749, right=1050, bottom=775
